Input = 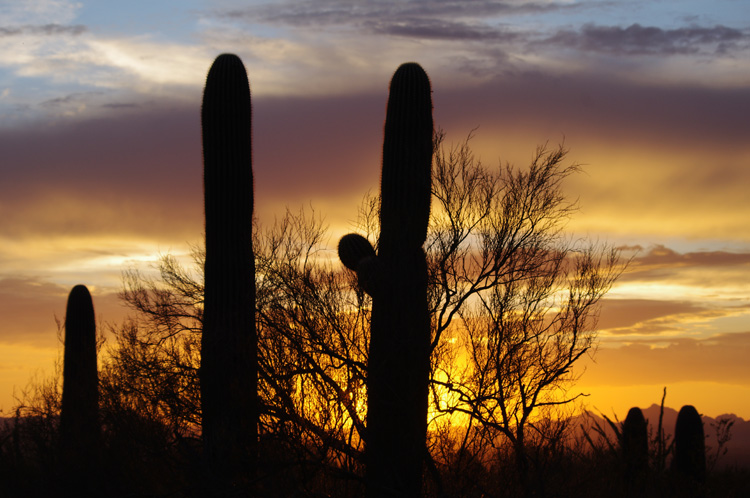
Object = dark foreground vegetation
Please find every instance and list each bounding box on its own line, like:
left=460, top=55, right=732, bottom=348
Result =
left=1, top=55, right=747, bottom=497
left=2, top=400, right=749, bottom=497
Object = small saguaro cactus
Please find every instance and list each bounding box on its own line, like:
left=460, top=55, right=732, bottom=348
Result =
left=673, top=405, right=706, bottom=483
left=59, top=284, right=101, bottom=490
left=337, top=62, right=433, bottom=498
left=621, top=407, right=649, bottom=493
left=200, top=53, right=258, bottom=486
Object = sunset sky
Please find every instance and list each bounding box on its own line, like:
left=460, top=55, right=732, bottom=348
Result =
left=1, top=0, right=749, bottom=420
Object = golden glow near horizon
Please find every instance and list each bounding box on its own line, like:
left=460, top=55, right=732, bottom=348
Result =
left=576, top=380, right=750, bottom=420
left=2, top=199, right=750, bottom=420
left=0, top=343, right=60, bottom=413
left=2, top=192, right=749, bottom=421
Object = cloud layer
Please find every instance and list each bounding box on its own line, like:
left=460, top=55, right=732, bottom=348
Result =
left=2, top=0, right=748, bottom=125
left=545, top=23, right=749, bottom=56
left=583, top=331, right=750, bottom=386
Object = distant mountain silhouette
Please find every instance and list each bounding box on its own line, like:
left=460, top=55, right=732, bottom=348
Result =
left=4, top=404, right=749, bottom=470
left=581, top=404, right=750, bottom=469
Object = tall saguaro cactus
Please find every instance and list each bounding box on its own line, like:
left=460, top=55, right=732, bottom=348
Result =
left=621, top=407, right=648, bottom=494
left=673, top=405, right=706, bottom=489
left=201, top=53, right=258, bottom=486
left=338, top=62, right=433, bottom=498
left=59, top=284, right=100, bottom=491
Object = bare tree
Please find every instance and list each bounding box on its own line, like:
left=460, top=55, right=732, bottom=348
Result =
left=99, top=131, right=619, bottom=497
left=108, top=245, right=204, bottom=440
left=112, top=208, right=369, bottom=494
left=426, top=133, right=623, bottom=497
left=253, top=207, right=368, bottom=488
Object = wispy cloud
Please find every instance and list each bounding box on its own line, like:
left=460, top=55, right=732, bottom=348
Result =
left=0, top=2, right=212, bottom=123
left=599, top=298, right=748, bottom=336
left=218, top=1, right=750, bottom=68
left=1, top=0, right=747, bottom=126
left=543, top=23, right=750, bottom=56
left=39, top=91, right=104, bottom=111
left=584, top=331, right=750, bottom=385
left=2, top=0, right=81, bottom=25
left=0, top=24, right=86, bottom=37
left=596, top=243, right=750, bottom=340
left=619, top=246, right=750, bottom=291
left=626, top=244, right=750, bottom=273
left=601, top=299, right=719, bottom=331
left=225, top=0, right=577, bottom=28
left=364, top=17, right=517, bottom=41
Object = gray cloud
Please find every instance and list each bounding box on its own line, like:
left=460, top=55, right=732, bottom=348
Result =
left=218, top=2, right=750, bottom=58
left=544, top=23, right=749, bottom=56
left=40, top=92, right=148, bottom=112
left=228, top=0, right=576, bottom=27
left=433, top=70, right=750, bottom=151
left=100, top=102, right=144, bottom=110
left=599, top=299, right=710, bottom=331
left=3, top=67, right=749, bottom=242
left=218, top=0, right=578, bottom=42
left=622, top=245, right=750, bottom=283
left=40, top=91, right=104, bottom=109
left=0, top=91, right=388, bottom=242
left=0, top=24, right=86, bottom=37
left=364, top=17, right=518, bottom=41
left=0, top=104, right=203, bottom=241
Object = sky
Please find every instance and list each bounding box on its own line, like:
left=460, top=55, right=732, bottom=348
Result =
left=1, top=0, right=749, bottom=420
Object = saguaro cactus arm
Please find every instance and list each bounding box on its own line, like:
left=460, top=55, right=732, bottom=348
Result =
left=338, top=233, right=382, bottom=295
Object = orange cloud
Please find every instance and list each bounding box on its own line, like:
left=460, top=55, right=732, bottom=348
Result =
left=597, top=298, right=738, bottom=335
left=622, top=245, right=750, bottom=283
left=582, top=332, right=750, bottom=386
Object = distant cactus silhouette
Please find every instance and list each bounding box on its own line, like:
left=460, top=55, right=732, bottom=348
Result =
left=621, top=407, right=648, bottom=494
left=673, top=405, right=706, bottom=483
left=337, top=62, right=433, bottom=498
left=59, top=284, right=100, bottom=494
left=200, top=53, right=258, bottom=486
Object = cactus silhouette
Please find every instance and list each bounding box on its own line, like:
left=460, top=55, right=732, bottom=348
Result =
left=59, top=284, right=100, bottom=494
left=337, top=62, right=433, bottom=498
left=673, top=405, right=706, bottom=484
left=621, top=407, right=648, bottom=494
left=200, top=53, right=258, bottom=486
